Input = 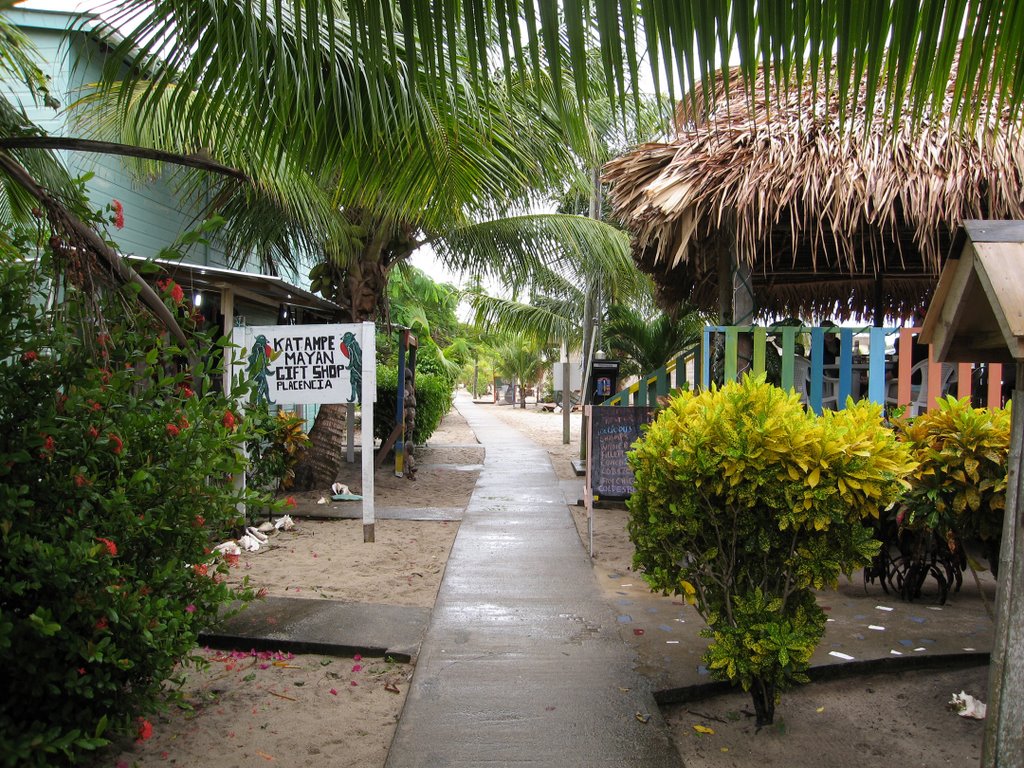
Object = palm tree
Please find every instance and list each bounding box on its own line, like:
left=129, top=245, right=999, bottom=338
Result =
left=74, top=8, right=654, bottom=488
left=603, top=303, right=707, bottom=379
left=490, top=335, right=546, bottom=409
left=93, top=1, right=1023, bottom=153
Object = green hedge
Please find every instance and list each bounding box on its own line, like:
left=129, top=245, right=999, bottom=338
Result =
left=374, top=366, right=453, bottom=446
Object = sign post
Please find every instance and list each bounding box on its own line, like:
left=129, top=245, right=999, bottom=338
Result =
left=234, top=322, right=377, bottom=541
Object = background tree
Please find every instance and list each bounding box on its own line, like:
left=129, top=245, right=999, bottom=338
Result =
left=603, top=301, right=707, bottom=379
left=490, top=335, right=547, bottom=409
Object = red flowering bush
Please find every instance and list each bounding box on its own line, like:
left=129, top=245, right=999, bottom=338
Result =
left=0, top=240, right=278, bottom=765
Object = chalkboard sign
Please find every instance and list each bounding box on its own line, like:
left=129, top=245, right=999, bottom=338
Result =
left=588, top=406, right=657, bottom=500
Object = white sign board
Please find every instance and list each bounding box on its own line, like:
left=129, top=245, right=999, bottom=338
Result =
left=232, top=322, right=378, bottom=541
left=238, top=323, right=370, bottom=405
left=553, top=353, right=583, bottom=391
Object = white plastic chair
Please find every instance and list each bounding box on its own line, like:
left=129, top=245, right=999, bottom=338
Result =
left=885, top=360, right=957, bottom=416
left=792, top=357, right=840, bottom=410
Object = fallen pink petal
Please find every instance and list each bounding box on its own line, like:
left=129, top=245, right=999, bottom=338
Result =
left=329, top=688, right=337, bottom=696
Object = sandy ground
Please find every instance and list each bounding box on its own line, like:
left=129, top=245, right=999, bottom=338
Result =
left=99, top=396, right=991, bottom=767
left=99, top=409, right=475, bottom=768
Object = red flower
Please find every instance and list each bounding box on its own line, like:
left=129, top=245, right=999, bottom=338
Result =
left=285, top=496, right=297, bottom=509
left=225, top=553, right=240, bottom=567
left=89, top=401, right=102, bottom=412
left=42, top=434, right=55, bottom=453
left=111, top=199, right=125, bottom=230
left=178, top=417, right=190, bottom=430
left=185, top=604, right=196, bottom=614
left=221, top=410, right=236, bottom=430
left=21, top=350, right=37, bottom=364
left=108, top=433, right=123, bottom=454
left=78, top=667, right=86, bottom=676
left=194, top=563, right=208, bottom=577
left=95, top=617, right=109, bottom=631
left=166, top=423, right=180, bottom=437
left=179, top=384, right=194, bottom=399
left=74, top=473, right=88, bottom=487
left=96, top=537, right=117, bottom=556
left=136, top=718, right=153, bottom=743
left=88, top=425, right=99, bottom=439
left=156, top=278, right=183, bottom=303
left=193, top=514, right=205, bottom=528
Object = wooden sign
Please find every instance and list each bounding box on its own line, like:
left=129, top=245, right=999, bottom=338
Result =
left=232, top=322, right=379, bottom=542
left=239, top=323, right=370, bottom=405
left=587, top=405, right=656, bottom=500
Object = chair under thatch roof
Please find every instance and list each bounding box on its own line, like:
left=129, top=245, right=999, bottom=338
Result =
left=604, top=68, right=1024, bottom=323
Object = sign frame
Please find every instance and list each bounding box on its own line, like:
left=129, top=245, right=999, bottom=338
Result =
left=232, top=322, right=377, bottom=541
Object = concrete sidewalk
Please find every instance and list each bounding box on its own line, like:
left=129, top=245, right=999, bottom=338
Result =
left=384, top=395, right=682, bottom=767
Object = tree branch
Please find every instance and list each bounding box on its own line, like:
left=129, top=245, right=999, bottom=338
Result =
left=0, top=137, right=249, bottom=182
left=0, top=151, right=188, bottom=346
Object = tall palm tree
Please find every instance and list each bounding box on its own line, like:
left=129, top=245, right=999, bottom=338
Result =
left=75, top=6, right=656, bottom=488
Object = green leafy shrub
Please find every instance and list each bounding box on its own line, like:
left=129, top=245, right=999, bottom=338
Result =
left=374, top=366, right=453, bottom=446
left=628, top=376, right=916, bottom=725
left=0, top=244, right=271, bottom=765
left=893, top=396, right=1010, bottom=568
left=246, top=409, right=310, bottom=494
left=415, top=342, right=460, bottom=389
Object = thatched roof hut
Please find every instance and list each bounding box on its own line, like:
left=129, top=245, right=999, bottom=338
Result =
left=604, top=73, right=1024, bottom=323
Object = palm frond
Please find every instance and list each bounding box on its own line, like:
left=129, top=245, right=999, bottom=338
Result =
left=468, top=291, right=582, bottom=350
left=429, top=212, right=636, bottom=295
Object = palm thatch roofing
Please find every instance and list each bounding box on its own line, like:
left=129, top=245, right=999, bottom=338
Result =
left=604, top=69, right=1024, bottom=322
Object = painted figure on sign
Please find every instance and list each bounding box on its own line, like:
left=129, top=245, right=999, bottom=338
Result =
left=339, top=331, right=362, bottom=403
left=248, top=334, right=275, bottom=404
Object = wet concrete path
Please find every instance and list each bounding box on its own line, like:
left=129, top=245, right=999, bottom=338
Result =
left=385, top=395, right=681, bottom=767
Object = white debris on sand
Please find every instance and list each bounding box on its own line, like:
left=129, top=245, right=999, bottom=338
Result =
left=949, top=691, right=987, bottom=719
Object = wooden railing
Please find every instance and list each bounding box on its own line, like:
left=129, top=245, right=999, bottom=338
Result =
left=602, top=326, right=1007, bottom=414
left=603, top=343, right=702, bottom=407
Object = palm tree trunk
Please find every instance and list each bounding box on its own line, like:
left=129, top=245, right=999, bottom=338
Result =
left=292, top=403, right=350, bottom=490
left=291, top=257, right=388, bottom=491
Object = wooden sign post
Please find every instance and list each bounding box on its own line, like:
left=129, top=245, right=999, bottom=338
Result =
left=920, top=221, right=1024, bottom=767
